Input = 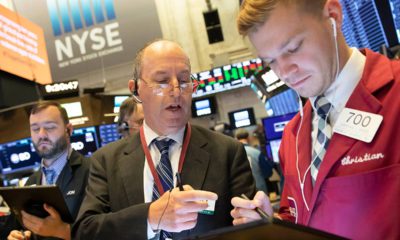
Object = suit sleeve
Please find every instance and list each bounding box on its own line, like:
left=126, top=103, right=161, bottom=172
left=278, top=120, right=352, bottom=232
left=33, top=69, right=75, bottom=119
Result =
left=72, top=151, right=150, bottom=240
left=229, top=141, right=257, bottom=199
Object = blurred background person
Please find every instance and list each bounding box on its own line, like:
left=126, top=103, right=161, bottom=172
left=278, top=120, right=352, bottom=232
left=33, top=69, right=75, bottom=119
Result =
left=117, top=97, right=144, bottom=138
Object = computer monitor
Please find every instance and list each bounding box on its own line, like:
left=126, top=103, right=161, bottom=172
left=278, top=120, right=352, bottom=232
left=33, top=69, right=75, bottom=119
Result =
left=0, top=138, right=41, bottom=175
left=70, top=127, right=99, bottom=156
left=191, top=96, right=217, bottom=118
left=266, top=139, right=282, bottom=163
left=265, top=89, right=299, bottom=117
left=98, top=123, right=120, bottom=146
left=340, top=0, right=400, bottom=51
left=228, top=108, right=256, bottom=129
left=262, top=112, right=297, bottom=141
left=114, top=95, right=129, bottom=113
left=61, top=101, right=83, bottom=118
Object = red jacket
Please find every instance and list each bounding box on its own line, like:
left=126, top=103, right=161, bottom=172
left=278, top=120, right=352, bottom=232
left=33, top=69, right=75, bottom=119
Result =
left=278, top=49, right=400, bottom=239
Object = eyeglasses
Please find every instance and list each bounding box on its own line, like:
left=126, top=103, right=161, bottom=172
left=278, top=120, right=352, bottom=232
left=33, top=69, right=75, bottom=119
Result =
left=140, top=75, right=198, bottom=96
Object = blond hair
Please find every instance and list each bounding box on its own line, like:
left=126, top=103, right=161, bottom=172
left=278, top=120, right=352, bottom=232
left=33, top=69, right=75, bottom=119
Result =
left=237, top=0, right=327, bottom=36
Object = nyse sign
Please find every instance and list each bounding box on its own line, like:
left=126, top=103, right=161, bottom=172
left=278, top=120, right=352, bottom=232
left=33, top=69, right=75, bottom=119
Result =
left=56, top=22, right=123, bottom=68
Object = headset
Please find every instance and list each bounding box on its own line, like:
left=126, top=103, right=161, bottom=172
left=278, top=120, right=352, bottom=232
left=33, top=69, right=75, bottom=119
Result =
left=131, top=79, right=143, bottom=103
left=294, top=17, right=338, bottom=211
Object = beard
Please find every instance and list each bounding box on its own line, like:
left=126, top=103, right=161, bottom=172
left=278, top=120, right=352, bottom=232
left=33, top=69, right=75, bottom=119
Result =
left=33, top=136, right=68, bottom=159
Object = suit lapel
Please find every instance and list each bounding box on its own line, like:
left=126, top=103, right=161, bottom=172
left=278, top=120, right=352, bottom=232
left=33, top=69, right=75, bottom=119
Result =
left=118, top=135, right=145, bottom=204
left=180, top=126, right=210, bottom=190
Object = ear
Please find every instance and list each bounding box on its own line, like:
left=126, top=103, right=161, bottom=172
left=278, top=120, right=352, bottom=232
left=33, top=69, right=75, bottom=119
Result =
left=323, top=0, right=343, bottom=29
left=128, top=79, right=136, bottom=95
left=66, top=123, right=73, bottom=136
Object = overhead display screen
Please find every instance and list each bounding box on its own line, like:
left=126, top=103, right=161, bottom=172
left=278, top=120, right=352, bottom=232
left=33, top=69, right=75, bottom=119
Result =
left=192, top=58, right=263, bottom=98
left=0, top=4, right=52, bottom=84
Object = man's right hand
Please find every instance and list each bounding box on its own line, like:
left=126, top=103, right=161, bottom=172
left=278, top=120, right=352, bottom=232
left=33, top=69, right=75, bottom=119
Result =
left=148, top=185, right=218, bottom=232
left=230, top=191, right=273, bottom=225
left=7, top=230, right=31, bottom=240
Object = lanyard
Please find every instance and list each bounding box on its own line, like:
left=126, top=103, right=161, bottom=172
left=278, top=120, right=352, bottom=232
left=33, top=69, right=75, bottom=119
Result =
left=140, top=123, right=192, bottom=195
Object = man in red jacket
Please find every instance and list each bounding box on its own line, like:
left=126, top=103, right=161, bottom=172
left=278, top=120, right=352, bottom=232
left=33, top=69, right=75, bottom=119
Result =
left=231, top=0, right=400, bottom=239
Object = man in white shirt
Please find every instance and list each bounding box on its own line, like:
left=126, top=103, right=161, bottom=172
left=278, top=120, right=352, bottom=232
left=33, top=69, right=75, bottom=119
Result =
left=72, top=39, right=256, bottom=240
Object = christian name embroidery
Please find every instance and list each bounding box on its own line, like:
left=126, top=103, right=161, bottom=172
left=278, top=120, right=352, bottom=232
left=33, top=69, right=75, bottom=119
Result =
left=341, top=152, right=384, bottom=166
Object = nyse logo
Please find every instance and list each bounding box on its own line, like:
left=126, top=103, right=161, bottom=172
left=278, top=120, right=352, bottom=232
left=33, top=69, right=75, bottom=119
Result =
left=46, top=0, right=123, bottom=65
left=10, top=152, right=31, bottom=164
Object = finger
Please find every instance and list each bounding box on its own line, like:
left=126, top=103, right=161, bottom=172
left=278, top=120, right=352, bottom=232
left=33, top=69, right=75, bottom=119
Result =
left=175, top=190, right=218, bottom=202
left=43, top=203, right=60, bottom=218
left=21, top=211, right=41, bottom=225
left=233, top=217, right=254, bottom=226
left=231, top=207, right=261, bottom=220
left=231, top=196, right=256, bottom=209
left=253, top=191, right=273, bottom=216
left=173, top=201, right=209, bottom=214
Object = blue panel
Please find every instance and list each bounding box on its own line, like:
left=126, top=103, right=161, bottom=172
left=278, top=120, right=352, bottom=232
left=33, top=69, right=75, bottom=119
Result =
left=58, top=0, right=72, bottom=33
left=47, top=0, right=62, bottom=36
left=104, top=0, right=116, bottom=20
left=93, top=0, right=105, bottom=23
left=389, top=0, right=400, bottom=43
left=81, top=0, right=94, bottom=27
left=70, top=0, right=83, bottom=30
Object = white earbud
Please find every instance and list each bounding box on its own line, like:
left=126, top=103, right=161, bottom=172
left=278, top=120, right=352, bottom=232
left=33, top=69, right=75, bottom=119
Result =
left=329, top=17, right=337, bottom=38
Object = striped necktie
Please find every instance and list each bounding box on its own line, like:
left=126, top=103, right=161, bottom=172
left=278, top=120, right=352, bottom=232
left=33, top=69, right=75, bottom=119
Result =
left=152, top=138, right=174, bottom=240
left=311, top=95, right=332, bottom=185
left=43, top=168, right=56, bottom=185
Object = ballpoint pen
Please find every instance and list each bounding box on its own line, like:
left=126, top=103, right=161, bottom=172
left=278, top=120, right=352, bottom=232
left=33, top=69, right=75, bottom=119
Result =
left=240, top=194, right=270, bottom=219
left=176, top=172, right=184, bottom=191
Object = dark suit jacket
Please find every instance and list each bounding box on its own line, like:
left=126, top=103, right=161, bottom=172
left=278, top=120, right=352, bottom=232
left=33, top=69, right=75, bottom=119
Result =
left=0, top=150, right=90, bottom=240
left=72, top=125, right=256, bottom=240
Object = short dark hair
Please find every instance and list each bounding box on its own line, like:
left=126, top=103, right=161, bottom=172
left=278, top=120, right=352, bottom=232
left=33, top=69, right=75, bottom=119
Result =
left=118, top=97, right=137, bottom=126
left=30, top=101, right=69, bottom=125
left=235, top=128, right=249, bottom=140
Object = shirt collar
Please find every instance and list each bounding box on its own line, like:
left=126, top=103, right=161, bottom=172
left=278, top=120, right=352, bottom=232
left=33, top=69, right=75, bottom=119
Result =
left=142, top=120, right=185, bottom=147
left=41, top=147, right=70, bottom=176
left=311, top=47, right=366, bottom=112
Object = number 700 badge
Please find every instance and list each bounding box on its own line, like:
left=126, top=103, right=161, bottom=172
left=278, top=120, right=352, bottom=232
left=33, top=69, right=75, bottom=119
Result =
left=333, top=108, right=383, bottom=143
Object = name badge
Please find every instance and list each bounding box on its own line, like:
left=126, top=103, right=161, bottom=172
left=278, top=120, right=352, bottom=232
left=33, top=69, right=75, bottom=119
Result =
left=333, top=108, right=383, bottom=143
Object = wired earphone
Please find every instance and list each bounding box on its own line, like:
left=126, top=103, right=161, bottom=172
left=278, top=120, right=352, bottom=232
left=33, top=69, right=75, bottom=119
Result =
left=295, top=17, right=339, bottom=211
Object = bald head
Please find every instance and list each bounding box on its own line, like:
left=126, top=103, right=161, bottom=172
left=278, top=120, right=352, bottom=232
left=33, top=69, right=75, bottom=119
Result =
left=132, top=39, right=190, bottom=80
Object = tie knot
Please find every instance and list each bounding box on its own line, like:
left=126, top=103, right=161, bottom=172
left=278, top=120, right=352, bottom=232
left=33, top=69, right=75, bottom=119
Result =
left=43, top=168, right=56, bottom=185
left=154, top=138, right=174, bottom=153
left=314, top=95, right=332, bottom=119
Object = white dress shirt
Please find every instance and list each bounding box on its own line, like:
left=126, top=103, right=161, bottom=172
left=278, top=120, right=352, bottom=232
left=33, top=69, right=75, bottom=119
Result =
left=310, top=47, right=366, bottom=152
left=142, top=121, right=185, bottom=239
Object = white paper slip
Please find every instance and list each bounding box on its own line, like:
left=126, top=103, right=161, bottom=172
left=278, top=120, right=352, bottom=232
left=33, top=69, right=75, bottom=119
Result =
left=333, top=108, right=383, bottom=143
left=199, top=199, right=216, bottom=215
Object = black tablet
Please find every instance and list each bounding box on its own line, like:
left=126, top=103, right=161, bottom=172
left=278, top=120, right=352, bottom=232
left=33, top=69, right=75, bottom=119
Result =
left=188, top=218, right=347, bottom=240
left=0, top=185, right=74, bottom=224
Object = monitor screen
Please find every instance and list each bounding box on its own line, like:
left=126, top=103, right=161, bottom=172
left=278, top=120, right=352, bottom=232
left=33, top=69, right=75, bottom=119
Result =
left=114, top=96, right=129, bottom=113
left=61, top=102, right=83, bottom=118
left=262, top=112, right=297, bottom=141
left=192, top=58, right=263, bottom=98
left=191, top=96, right=216, bottom=117
left=340, top=0, right=400, bottom=51
left=70, top=127, right=99, bottom=156
left=266, top=139, right=282, bottom=163
left=0, top=138, right=41, bottom=175
left=265, top=89, right=299, bottom=117
left=98, top=123, right=120, bottom=146
left=228, top=108, right=256, bottom=129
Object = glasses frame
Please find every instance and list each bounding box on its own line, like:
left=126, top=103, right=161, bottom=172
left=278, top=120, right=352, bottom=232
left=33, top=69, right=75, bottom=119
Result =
left=139, top=75, right=199, bottom=96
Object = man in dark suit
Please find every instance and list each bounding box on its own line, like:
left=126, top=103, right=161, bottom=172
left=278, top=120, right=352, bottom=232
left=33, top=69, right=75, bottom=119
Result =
left=72, top=40, right=256, bottom=240
left=3, top=102, right=90, bottom=240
